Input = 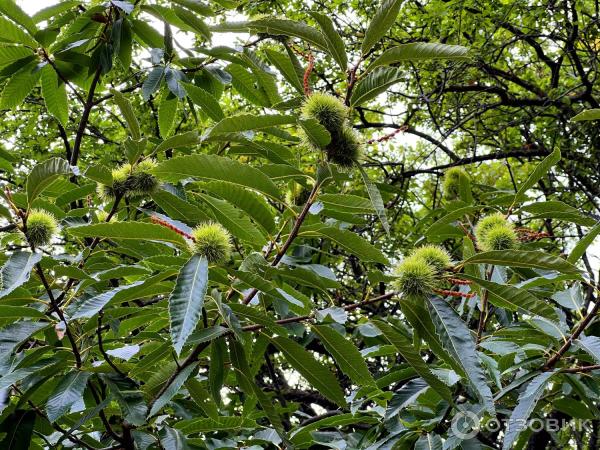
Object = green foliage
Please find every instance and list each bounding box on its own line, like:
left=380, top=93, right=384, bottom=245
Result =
left=189, top=222, right=232, bottom=264
left=392, top=256, right=436, bottom=297
left=301, top=92, right=348, bottom=137
left=0, top=1, right=599, bottom=449
left=475, top=213, right=518, bottom=252
left=24, top=209, right=58, bottom=247
left=441, top=167, right=467, bottom=200
left=409, top=244, right=452, bottom=274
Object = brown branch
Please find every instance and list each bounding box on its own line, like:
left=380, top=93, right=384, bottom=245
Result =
left=242, top=180, right=322, bottom=305
left=70, top=67, right=102, bottom=167
left=544, top=300, right=600, bottom=370
left=36, top=264, right=82, bottom=368
left=355, top=120, right=460, bottom=161
left=375, top=146, right=551, bottom=181
left=561, top=364, right=600, bottom=373
left=476, top=266, right=494, bottom=344
left=97, top=311, right=131, bottom=380
left=13, top=386, right=96, bottom=450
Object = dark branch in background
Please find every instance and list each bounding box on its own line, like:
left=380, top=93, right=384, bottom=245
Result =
left=355, top=113, right=460, bottom=161
left=362, top=146, right=550, bottom=179
left=36, top=264, right=82, bottom=368
left=70, top=67, right=102, bottom=167
left=97, top=312, right=131, bottom=380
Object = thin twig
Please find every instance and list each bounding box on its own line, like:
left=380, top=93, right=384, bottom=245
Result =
left=242, top=180, right=322, bottom=305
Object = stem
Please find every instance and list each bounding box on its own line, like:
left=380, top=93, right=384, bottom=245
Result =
left=544, top=300, right=600, bottom=370
left=55, top=193, right=123, bottom=305
left=97, top=312, right=131, bottom=380
left=70, top=67, right=102, bottom=167
left=242, top=180, right=321, bottom=305
left=561, top=364, right=600, bottom=373
left=13, top=386, right=96, bottom=450
left=36, top=264, right=82, bottom=368
left=241, top=291, right=396, bottom=332
left=476, top=266, right=494, bottom=344
left=88, top=379, right=123, bottom=443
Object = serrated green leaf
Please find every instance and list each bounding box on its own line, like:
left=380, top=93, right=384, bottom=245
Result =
left=111, top=89, right=141, bottom=140
left=299, top=224, right=388, bottom=264
left=148, top=364, right=196, bottom=417
left=0, top=45, right=31, bottom=68
left=40, top=63, right=68, bottom=127
left=298, top=118, right=331, bottom=149
left=32, top=1, right=79, bottom=23
left=226, top=18, right=328, bottom=51
left=572, top=109, right=600, bottom=121
left=271, top=335, right=347, bottom=406
left=361, top=0, right=402, bottom=55
left=350, top=66, right=402, bottom=106
left=229, top=339, right=287, bottom=441
left=185, top=378, right=218, bottom=419
left=209, top=113, right=295, bottom=135
left=576, top=335, right=600, bottom=364
left=196, top=193, right=265, bottom=244
left=398, top=296, right=465, bottom=377
left=0, top=62, right=41, bottom=110
left=208, top=338, right=226, bottom=405
left=512, top=148, right=560, bottom=205
left=358, top=166, right=390, bottom=234
left=318, top=193, right=374, bottom=213
left=0, top=305, right=45, bottom=318
left=182, top=81, right=224, bottom=121
left=461, top=250, right=580, bottom=274
left=132, top=18, right=164, bottom=49
left=0, top=320, right=47, bottom=358
left=203, top=181, right=275, bottom=233
left=264, top=49, right=304, bottom=93
left=503, top=371, right=556, bottom=450
left=461, top=275, right=558, bottom=320
left=0, top=1, right=36, bottom=36
left=415, top=433, right=443, bottom=450
left=309, top=12, right=347, bottom=70
left=158, top=90, right=178, bottom=138
left=46, top=371, right=91, bottom=422
left=26, top=157, right=71, bottom=205
left=0, top=16, right=37, bottom=47
left=568, top=221, right=600, bottom=264
left=369, top=42, right=469, bottom=70
left=372, top=320, right=453, bottom=403
left=226, top=63, right=271, bottom=107
left=154, top=131, right=199, bottom=154
left=152, top=189, right=211, bottom=225
left=67, top=222, right=188, bottom=247
left=176, top=416, right=256, bottom=434
left=425, top=206, right=481, bottom=236
left=142, top=66, right=165, bottom=101
left=0, top=251, right=42, bottom=298
left=312, top=324, right=376, bottom=387
left=427, top=298, right=495, bottom=414
left=69, top=281, right=144, bottom=319
left=169, top=255, right=209, bottom=355
left=154, top=154, right=281, bottom=199
left=173, top=5, right=211, bottom=40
